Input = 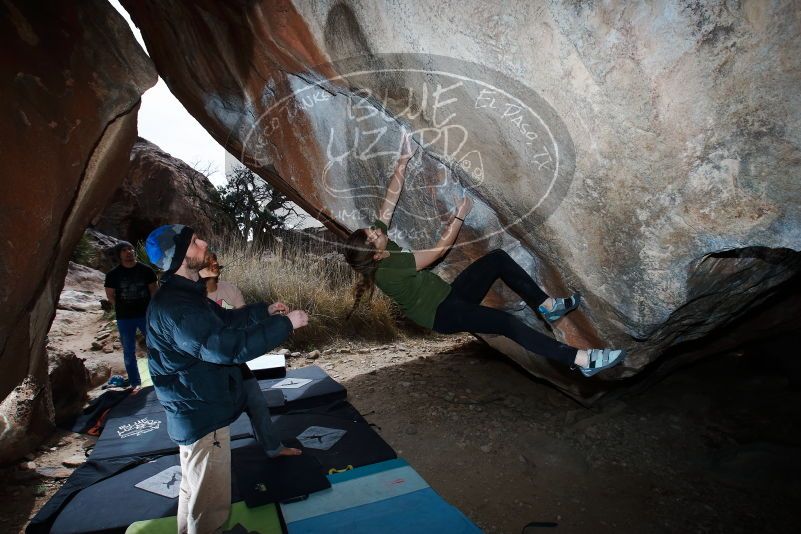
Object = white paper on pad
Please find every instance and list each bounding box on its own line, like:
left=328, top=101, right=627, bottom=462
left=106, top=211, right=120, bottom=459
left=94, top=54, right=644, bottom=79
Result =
left=246, top=353, right=286, bottom=371
left=270, top=377, right=312, bottom=389
left=135, top=465, right=182, bottom=498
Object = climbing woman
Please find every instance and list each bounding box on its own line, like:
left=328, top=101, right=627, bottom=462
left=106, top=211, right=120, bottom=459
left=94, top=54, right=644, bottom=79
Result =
left=343, top=132, right=625, bottom=377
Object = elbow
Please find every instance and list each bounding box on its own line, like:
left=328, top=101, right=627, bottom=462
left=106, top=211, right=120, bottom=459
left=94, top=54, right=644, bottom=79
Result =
left=427, top=248, right=448, bottom=268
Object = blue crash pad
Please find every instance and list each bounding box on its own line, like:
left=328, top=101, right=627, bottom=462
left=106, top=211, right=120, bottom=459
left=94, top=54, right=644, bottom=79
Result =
left=281, top=458, right=482, bottom=533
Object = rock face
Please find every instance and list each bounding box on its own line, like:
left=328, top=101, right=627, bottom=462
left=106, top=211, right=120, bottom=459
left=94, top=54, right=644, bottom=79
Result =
left=0, top=348, right=91, bottom=463
left=47, top=348, right=91, bottom=426
left=94, top=137, right=232, bottom=245
left=123, top=2, right=799, bottom=395
left=0, top=0, right=156, bottom=458
left=76, top=228, right=126, bottom=273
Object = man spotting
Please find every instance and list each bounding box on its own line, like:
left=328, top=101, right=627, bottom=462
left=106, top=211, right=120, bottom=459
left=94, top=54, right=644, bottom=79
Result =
left=104, top=241, right=157, bottom=392
left=200, top=251, right=302, bottom=458
left=145, top=224, right=309, bottom=534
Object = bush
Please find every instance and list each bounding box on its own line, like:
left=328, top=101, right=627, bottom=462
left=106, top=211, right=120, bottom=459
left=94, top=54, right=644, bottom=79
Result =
left=214, top=235, right=401, bottom=349
left=135, top=240, right=159, bottom=273
left=70, top=233, right=96, bottom=267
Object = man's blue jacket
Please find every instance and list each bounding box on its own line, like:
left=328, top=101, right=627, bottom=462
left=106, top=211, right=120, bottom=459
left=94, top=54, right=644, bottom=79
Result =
left=145, top=273, right=293, bottom=445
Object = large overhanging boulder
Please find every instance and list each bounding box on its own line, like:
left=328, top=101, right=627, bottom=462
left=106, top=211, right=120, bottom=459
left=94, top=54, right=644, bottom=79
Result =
left=0, top=0, right=156, bottom=459
left=122, top=1, right=801, bottom=398
left=94, top=137, right=232, bottom=245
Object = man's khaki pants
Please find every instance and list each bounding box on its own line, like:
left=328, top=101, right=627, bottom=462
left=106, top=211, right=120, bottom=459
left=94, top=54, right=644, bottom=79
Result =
left=177, top=426, right=231, bottom=534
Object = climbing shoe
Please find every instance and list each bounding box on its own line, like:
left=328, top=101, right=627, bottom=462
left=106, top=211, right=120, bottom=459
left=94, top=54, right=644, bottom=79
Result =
left=537, top=292, right=581, bottom=322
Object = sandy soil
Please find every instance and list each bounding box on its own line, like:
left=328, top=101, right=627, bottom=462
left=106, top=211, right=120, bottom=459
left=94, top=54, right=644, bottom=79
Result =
left=2, top=271, right=799, bottom=534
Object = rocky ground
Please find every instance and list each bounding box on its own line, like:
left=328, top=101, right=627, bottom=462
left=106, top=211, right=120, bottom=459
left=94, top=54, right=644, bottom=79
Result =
left=1, top=266, right=799, bottom=533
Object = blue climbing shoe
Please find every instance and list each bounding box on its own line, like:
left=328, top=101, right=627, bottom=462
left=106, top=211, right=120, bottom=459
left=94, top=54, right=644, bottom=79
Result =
left=107, top=375, right=128, bottom=387
left=579, top=348, right=626, bottom=377
left=537, top=292, right=581, bottom=322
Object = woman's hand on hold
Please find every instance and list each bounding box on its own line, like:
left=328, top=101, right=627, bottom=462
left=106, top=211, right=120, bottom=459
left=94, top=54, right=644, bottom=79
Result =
left=399, top=131, right=414, bottom=165
left=456, top=195, right=473, bottom=219
left=287, top=310, right=309, bottom=330
left=268, top=302, right=289, bottom=315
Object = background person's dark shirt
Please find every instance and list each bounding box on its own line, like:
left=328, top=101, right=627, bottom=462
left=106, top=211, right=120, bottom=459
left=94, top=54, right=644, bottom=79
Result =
left=104, top=262, right=157, bottom=319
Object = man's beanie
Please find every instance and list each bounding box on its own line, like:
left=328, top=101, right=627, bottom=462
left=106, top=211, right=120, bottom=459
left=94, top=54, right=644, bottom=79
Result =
left=145, top=224, right=194, bottom=272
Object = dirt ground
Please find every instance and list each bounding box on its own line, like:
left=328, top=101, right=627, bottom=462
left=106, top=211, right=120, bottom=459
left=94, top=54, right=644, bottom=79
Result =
left=2, top=277, right=800, bottom=533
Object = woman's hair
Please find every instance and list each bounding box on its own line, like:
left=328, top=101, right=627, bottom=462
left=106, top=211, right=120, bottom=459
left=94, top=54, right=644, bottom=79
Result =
left=343, top=229, right=379, bottom=319
left=202, top=251, right=221, bottom=284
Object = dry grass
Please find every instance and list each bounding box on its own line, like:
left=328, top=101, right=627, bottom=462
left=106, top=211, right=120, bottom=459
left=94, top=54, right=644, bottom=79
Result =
left=214, top=235, right=401, bottom=349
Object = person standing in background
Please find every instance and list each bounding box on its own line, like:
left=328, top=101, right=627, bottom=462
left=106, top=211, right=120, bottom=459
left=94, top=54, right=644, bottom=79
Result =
left=202, top=252, right=245, bottom=310
left=104, top=241, right=157, bottom=393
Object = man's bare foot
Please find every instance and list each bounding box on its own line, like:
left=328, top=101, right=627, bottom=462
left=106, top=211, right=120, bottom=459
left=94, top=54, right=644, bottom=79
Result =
left=277, top=447, right=302, bottom=457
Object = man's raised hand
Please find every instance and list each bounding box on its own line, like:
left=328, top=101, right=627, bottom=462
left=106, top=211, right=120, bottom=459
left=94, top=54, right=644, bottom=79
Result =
left=268, top=302, right=289, bottom=315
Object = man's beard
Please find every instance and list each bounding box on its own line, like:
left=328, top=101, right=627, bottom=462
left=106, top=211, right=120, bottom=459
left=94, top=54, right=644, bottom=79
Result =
left=185, top=255, right=210, bottom=271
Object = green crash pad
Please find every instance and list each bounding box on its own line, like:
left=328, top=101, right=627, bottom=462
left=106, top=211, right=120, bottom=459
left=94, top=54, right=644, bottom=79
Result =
left=136, top=357, right=153, bottom=388
left=125, top=501, right=281, bottom=534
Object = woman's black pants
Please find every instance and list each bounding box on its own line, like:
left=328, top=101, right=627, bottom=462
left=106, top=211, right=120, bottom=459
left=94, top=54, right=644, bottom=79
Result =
left=432, top=249, right=577, bottom=366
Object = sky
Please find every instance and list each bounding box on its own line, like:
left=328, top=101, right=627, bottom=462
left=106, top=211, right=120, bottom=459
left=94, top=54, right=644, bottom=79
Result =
left=110, top=0, right=230, bottom=187
left=110, top=1, right=316, bottom=227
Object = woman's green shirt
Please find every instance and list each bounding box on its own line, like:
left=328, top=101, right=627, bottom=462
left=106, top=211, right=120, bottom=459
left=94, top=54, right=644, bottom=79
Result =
left=372, top=220, right=451, bottom=329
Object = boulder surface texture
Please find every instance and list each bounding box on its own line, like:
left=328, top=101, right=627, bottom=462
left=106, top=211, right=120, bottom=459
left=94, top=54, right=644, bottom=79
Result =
left=131, top=1, right=799, bottom=396
left=94, top=137, right=231, bottom=245
left=0, top=0, right=156, bottom=461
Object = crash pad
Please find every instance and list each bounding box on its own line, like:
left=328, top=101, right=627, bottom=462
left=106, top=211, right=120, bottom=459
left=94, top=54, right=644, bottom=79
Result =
left=281, top=458, right=481, bottom=533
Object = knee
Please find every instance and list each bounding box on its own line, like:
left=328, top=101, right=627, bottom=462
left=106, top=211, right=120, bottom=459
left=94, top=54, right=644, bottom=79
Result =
left=488, top=249, right=510, bottom=261
left=486, top=249, right=511, bottom=268
left=502, top=314, right=526, bottom=334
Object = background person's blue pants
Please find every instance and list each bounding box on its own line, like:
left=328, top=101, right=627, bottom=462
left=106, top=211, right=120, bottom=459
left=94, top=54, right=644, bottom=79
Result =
left=117, top=317, right=146, bottom=387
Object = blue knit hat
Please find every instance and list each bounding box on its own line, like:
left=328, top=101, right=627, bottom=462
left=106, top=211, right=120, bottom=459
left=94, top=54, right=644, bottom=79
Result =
left=145, top=224, right=194, bottom=272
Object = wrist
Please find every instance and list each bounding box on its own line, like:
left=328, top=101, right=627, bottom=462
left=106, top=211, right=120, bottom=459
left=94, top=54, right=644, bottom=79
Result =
left=454, top=216, right=465, bottom=222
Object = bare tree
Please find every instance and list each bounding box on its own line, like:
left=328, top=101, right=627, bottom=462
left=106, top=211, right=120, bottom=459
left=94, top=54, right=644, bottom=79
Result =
left=183, top=161, right=237, bottom=235
left=218, top=166, right=302, bottom=243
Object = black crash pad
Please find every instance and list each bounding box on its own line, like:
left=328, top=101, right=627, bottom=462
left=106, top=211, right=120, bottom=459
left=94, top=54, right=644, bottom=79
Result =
left=272, top=400, right=396, bottom=474
left=258, top=366, right=347, bottom=413
left=41, top=439, right=330, bottom=534
left=49, top=455, right=184, bottom=534
left=88, top=411, right=253, bottom=461
left=106, top=386, right=163, bottom=419
left=27, top=456, right=149, bottom=534
left=231, top=441, right=330, bottom=507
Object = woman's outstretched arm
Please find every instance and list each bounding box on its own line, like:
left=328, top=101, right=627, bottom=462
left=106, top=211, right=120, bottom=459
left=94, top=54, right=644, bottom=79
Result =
left=413, top=196, right=473, bottom=270
left=378, top=132, right=414, bottom=226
